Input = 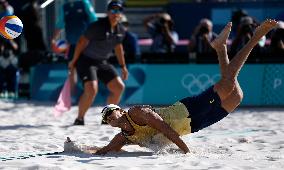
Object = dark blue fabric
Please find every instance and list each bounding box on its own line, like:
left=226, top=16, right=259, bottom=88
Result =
left=123, top=31, right=141, bottom=60
left=180, top=86, right=229, bottom=133
left=0, top=65, right=18, bottom=93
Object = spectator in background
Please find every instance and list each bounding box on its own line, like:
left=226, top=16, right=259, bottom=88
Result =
left=0, top=0, right=19, bottom=98
left=68, top=0, right=128, bottom=125
left=121, top=14, right=141, bottom=63
left=144, top=13, right=179, bottom=53
left=21, top=0, right=46, bottom=52
left=52, top=0, right=97, bottom=61
left=52, top=0, right=97, bottom=99
left=231, top=9, right=248, bottom=38
left=0, top=39, right=19, bottom=98
left=230, top=16, right=265, bottom=61
left=0, top=0, right=13, bottom=18
left=189, top=18, right=218, bottom=59
left=19, top=0, right=47, bottom=72
left=0, top=0, right=16, bottom=52
left=267, top=21, right=284, bottom=58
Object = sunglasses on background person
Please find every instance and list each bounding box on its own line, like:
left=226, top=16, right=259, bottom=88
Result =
left=109, top=8, right=123, bottom=14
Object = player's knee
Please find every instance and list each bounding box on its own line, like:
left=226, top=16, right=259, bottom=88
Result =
left=222, top=78, right=236, bottom=93
left=84, top=85, right=98, bottom=97
left=116, top=82, right=125, bottom=93
left=89, top=88, right=98, bottom=97
left=235, top=88, right=244, bottom=103
left=111, top=81, right=125, bottom=94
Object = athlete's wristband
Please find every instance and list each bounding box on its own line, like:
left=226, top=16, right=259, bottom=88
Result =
left=120, top=64, right=126, bottom=68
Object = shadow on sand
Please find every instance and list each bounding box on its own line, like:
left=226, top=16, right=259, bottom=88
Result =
left=56, top=150, right=154, bottom=159
left=1, top=151, right=155, bottom=162
left=0, top=124, right=51, bottom=131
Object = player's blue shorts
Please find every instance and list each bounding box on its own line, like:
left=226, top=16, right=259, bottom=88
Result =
left=180, top=86, right=229, bottom=133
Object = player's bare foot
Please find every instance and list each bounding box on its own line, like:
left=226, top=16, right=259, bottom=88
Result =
left=210, top=22, right=232, bottom=49
left=251, top=19, right=277, bottom=42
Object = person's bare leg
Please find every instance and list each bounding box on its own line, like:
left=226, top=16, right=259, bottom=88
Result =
left=221, top=80, right=243, bottom=112
left=212, top=19, right=277, bottom=101
left=220, top=20, right=276, bottom=112
left=211, top=22, right=231, bottom=75
left=106, top=77, right=125, bottom=104
left=69, top=69, right=78, bottom=96
left=210, top=22, right=235, bottom=100
left=227, top=19, right=277, bottom=78
left=77, top=81, right=98, bottom=119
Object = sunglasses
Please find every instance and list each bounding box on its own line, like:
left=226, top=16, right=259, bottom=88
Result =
left=110, top=9, right=123, bottom=14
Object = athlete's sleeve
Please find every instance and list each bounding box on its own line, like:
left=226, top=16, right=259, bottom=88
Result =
left=83, top=0, right=97, bottom=23
left=55, top=4, right=65, bottom=29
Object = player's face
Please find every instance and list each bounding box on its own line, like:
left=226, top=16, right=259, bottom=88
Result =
left=106, top=109, right=123, bottom=127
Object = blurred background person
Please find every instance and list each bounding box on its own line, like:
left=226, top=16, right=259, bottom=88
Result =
left=231, top=9, right=249, bottom=39
left=229, top=16, right=265, bottom=61
left=19, top=0, right=47, bottom=73
left=0, top=0, right=19, bottom=98
left=0, top=0, right=13, bottom=18
left=68, top=0, right=128, bottom=125
left=0, top=39, right=19, bottom=98
left=143, top=12, right=179, bottom=53
left=188, top=18, right=218, bottom=61
left=121, top=14, right=141, bottom=63
left=52, top=0, right=97, bottom=100
left=52, top=0, right=97, bottom=61
left=267, top=21, right=284, bottom=59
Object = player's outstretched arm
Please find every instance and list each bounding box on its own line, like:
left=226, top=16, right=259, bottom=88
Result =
left=95, top=132, right=128, bottom=155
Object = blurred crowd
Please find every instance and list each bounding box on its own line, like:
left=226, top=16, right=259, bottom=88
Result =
left=0, top=0, right=283, bottom=99
left=189, top=10, right=284, bottom=63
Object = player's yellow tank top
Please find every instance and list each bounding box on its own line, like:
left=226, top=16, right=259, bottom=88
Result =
left=124, top=102, right=191, bottom=146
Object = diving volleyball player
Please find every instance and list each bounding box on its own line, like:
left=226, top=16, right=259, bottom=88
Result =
left=95, top=19, right=277, bottom=155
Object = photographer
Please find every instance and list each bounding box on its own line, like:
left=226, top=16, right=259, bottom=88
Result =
left=144, top=13, right=179, bottom=53
left=189, top=18, right=218, bottom=56
left=0, top=38, right=19, bottom=98
left=230, top=16, right=265, bottom=61
left=267, top=21, right=284, bottom=59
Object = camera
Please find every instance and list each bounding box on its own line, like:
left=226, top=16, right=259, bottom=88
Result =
left=154, top=17, right=167, bottom=33
left=276, top=28, right=284, bottom=41
left=199, top=26, right=209, bottom=35
left=155, top=17, right=167, bottom=28
left=240, top=24, right=254, bottom=35
left=159, top=17, right=166, bottom=25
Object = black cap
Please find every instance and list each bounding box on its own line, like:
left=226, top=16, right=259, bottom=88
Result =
left=107, top=1, right=123, bottom=11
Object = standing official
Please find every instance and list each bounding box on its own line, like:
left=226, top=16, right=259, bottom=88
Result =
left=69, top=0, right=128, bottom=125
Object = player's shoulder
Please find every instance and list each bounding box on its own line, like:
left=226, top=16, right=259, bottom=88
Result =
left=129, top=105, right=155, bottom=113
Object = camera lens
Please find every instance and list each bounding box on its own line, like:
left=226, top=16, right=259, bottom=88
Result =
left=160, top=18, right=166, bottom=24
left=199, top=26, right=209, bottom=34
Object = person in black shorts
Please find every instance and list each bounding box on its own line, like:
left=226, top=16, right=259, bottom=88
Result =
left=92, top=19, right=277, bottom=155
left=68, top=0, right=128, bottom=125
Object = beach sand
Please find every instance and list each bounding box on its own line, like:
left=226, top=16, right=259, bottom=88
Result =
left=0, top=100, right=283, bottom=170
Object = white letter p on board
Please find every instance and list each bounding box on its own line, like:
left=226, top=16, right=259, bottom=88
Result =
left=273, top=78, right=282, bottom=89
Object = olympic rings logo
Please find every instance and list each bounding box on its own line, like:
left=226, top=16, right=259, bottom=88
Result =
left=181, top=73, right=221, bottom=95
